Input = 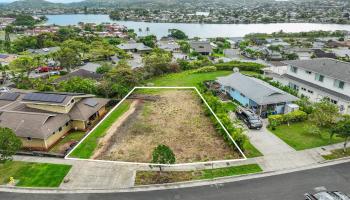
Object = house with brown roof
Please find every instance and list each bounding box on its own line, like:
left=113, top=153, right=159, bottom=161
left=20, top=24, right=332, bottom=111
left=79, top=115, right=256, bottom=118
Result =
left=0, top=91, right=109, bottom=151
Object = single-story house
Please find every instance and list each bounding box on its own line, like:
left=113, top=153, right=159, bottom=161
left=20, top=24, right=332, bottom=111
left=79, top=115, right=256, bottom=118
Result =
left=27, top=47, right=60, bottom=55
left=0, top=91, right=109, bottom=151
left=117, top=43, right=152, bottom=53
left=53, top=69, right=102, bottom=83
left=80, top=62, right=102, bottom=73
left=189, top=41, right=213, bottom=55
left=157, top=41, right=181, bottom=52
left=217, top=72, right=298, bottom=116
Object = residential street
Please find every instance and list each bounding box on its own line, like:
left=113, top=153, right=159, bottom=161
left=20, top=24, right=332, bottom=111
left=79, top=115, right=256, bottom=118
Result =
left=2, top=161, right=350, bottom=200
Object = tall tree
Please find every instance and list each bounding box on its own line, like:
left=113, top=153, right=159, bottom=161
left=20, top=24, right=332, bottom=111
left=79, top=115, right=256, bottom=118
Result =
left=10, top=55, right=39, bottom=77
left=4, top=25, right=13, bottom=51
left=54, top=47, right=80, bottom=72
left=309, top=99, right=340, bottom=128
left=331, top=116, right=350, bottom=152
left=0, top=127, right=22, bottom=163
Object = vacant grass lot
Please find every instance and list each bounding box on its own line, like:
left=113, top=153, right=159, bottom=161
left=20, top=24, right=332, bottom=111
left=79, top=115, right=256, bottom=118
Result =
left=0, top=161, right=71, bottom=187
left=69, top=101, right=131, bottom=159
left=269, top=121, right=343, bottom=150
left=98, top=89, right=241, bottom=163
left=149, top=70, right=262, bottom=158
left=50, top=131, right=86, bottom=154
left=135, top=164, right=262, bottom=185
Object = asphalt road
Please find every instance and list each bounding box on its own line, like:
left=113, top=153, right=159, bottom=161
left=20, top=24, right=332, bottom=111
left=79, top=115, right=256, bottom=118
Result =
left=2, top=162, right=350, bottom=200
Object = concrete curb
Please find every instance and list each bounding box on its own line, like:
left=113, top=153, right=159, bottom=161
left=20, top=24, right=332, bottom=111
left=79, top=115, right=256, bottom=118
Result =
left=1, top=158, right=350, bottom=194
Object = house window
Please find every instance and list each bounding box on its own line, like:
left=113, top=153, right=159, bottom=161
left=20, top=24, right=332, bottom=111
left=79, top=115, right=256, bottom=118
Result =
left=315, top=74, right=324, bottom=82
left=290, top=66, right=298, bottom=73
left=27, top=137, right=32, bottom=141
left=65, top=122, right=69, bottom=126
left=59, top=127, right=62, bottom=132
left=334, top=79, right=345, bottom=89
left=288, top=82, right=299, bottom=91
left=240, top=93, right=246, bottom=97
left=305, top=70, right=312, bottom=75
left=331, top=99, right=338, bottom=104
left=52, top=131, right=55, bottom=135
left=307, top=90, right=314, bottom=94
left=301, top=87, right=306, bottom=91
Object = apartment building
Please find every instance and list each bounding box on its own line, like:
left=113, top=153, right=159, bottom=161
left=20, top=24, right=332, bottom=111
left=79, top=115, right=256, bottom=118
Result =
left=282, top=58, right=350, bottom=114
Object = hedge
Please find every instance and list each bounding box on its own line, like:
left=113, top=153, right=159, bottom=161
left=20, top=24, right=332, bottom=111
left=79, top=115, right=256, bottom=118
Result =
left=268, top=110, right=307, bottom=126
left=214, top=61, right=265, bottom=73
left=192, top=66, right=217, bottom=73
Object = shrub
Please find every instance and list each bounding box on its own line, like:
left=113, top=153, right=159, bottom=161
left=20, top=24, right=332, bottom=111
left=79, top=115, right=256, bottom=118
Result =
left=304, top=124, right=321, bottom=136
left=268, top=110, right=307, bottom=126
left=215, top=61, right=265, bottom=73
left=192, top=66, right=217, bottom=73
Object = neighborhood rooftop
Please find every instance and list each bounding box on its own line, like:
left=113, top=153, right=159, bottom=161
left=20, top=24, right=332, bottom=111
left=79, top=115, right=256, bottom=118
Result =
left=282, top=58, right=350, bottom=83
left=217, top=72, right=298, bottom=105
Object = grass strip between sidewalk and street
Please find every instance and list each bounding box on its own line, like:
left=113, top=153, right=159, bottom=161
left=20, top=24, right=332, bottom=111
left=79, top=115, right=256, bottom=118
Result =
left=322, top=147, right=350, bottom=160
left=69, top=101, right=131, bottom=159
left=0, top=161, right=71, bottom=187
left=135, top=164, right=262, bottom=185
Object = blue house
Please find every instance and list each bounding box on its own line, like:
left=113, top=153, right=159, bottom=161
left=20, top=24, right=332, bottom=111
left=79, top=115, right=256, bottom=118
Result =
left=217, top=72, right=298, bottom=116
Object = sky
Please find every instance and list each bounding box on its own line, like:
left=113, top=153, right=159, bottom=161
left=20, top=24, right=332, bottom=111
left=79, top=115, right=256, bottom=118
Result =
left=0, top=0, right=83, bottom=3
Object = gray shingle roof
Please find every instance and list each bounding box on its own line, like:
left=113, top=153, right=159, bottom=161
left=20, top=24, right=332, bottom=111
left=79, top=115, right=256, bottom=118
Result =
left=69, top=98, right=109, bottom=121
left=282, top=58, right=350, bottom=83
left=217, top=73, right=298, bottom=105
left=189, top=41, right=213, bottom=53
left=117, top=43, right=152, bottom=51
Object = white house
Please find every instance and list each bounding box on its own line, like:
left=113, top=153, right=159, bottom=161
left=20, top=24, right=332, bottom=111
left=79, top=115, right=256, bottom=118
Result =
left=282, top=58, right=350, bottom=114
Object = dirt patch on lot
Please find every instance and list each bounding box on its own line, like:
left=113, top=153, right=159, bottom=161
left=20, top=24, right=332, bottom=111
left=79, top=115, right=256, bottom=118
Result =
left=97, top=89, right=239, bottom=163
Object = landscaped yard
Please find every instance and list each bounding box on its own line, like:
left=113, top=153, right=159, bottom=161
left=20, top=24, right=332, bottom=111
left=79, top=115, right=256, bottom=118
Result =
left=50, top=131, right=86, bottom=154
left=268, top=121, right=344, bottom=150
left=0, top=161, right=71, bottom=187
left=323, top=147, right=350, bottom=160
left=94, top=89, right=242, bottom=163
left=135, top=164, right=262, bottom=185
left=69, top=100, right=131, bottom=159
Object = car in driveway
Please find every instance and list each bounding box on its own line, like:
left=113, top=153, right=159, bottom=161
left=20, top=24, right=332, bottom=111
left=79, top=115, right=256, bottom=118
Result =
left=235, top=108, right=263, bottom=129
left=305, top=191, right=350, bottom=200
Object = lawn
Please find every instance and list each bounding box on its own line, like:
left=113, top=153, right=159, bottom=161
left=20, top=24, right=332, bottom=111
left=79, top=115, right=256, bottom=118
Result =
left=69, top=100, right=132, bottom=159
left=269, top=121, right=344, bottom=150
left=135, top=164, right=262, bottom=185
left=50, top=131, right=86, bottom=154
left=323, top=147, right=350, bottom=160
left=0, top=161, right=71, bottom=187
left=148, top=70, right=232, bottom=86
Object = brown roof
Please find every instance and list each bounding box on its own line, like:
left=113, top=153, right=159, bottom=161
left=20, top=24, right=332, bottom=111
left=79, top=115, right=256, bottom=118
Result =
left=69, top=98, right=109, bottom=121
left=0, top=111, right=70, bottom=140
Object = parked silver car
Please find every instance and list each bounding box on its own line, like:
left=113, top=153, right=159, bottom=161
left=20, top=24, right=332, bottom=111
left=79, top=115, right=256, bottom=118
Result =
left=305, top=191, right=350, bottom=200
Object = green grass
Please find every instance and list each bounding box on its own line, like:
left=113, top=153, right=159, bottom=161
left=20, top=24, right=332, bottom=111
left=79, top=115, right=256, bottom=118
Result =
left=69, top=100, right=132, bottom=158
left=241, top=71, right=262, bottom=76
left=222, top=101, right=237, bottom=112
left=198, top=164, right=262, bottom=179
left=50, top=131, right=86, bottom=154
left=148, top=70, right=232, bottom=86
left=323, top=147, right=350, bottom=160
left=135, top=164, right=262, bottom=185
left=269, top=121, right=344, bottom=150
left=243, top=141, right=263, bottom=158
left=0, top=161, right=71, bottom=187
